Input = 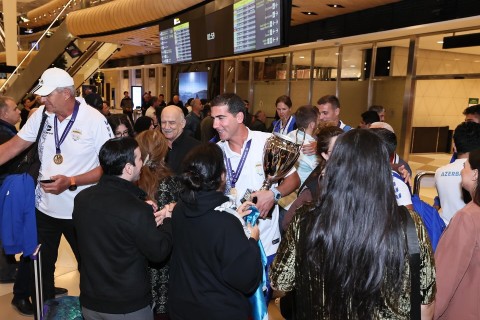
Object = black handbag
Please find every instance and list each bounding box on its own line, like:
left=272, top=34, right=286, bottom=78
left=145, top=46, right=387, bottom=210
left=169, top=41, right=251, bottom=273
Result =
left=12, top=109, right=48, bottom=184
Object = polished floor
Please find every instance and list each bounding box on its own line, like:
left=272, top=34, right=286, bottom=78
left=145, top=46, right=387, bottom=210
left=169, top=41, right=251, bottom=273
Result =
left=0, top=153, right=451, bottom=320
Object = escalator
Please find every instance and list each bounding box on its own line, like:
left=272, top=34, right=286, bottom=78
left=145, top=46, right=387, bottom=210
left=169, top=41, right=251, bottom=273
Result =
left=4, top=21, right=119, bottom=102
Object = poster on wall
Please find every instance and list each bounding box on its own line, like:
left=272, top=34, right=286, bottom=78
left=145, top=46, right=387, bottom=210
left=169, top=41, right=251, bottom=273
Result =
left=178, top=72, right=208, bottom=102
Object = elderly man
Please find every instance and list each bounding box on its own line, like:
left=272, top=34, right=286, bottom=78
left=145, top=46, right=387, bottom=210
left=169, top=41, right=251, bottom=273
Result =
left=0, top=67, right=112, bottom=301
left=74, top=137, right=172, bottom=320
left=211, top=93, right=300, bottom=302
left=161, top=105, right=200, bottom=174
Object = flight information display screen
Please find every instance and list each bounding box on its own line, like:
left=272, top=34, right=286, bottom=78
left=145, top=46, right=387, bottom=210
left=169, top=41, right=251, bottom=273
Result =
left=159, top=0, right=288, bottom=64
left=160, top=22, right=192, bottom=64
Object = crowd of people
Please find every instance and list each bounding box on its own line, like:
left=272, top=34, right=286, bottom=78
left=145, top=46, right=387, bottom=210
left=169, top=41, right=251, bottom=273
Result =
left=0, top=66, right=479, bottom=320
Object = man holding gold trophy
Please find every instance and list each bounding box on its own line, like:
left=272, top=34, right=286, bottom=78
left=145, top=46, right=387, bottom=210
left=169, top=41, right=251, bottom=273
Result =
left=211, top=93, right=300, bottom=302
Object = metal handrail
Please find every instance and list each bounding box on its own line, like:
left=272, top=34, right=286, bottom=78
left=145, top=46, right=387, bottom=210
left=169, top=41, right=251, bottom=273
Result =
left=413, top=171, right=435, bottom=196
left=0, top=0, right=75, bottom=92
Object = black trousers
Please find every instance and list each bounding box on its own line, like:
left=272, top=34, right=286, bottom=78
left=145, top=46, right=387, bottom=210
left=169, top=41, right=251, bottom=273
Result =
left=35, top=209, right=79, bottom=300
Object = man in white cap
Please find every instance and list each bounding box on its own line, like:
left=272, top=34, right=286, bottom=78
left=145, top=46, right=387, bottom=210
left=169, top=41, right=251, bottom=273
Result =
left=0, top=67, right=113, bottom=301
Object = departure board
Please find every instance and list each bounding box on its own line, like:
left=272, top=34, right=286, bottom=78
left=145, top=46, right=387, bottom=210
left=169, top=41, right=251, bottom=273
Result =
left=234, top=0, right=282, bottom=54
left=159, top=0, right=288, bottom=64
left=160, top=22, right=192, bottom=64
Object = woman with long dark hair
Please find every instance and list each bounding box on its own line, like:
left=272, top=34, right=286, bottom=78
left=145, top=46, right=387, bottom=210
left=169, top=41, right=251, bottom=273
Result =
left=434, top=149, right=480, bottom=319
left=136, top=130, right=182, bottom=320
left=169, top=143, right=262, bottom=320
left=107, top=113, right=134, bottom=138
left=270, top=129, right=436, bottom=319
left=281, top=125, right=344, bottom=231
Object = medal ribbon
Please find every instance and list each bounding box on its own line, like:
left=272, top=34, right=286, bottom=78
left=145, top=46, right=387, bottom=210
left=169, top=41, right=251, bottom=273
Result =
left=225, top=139, right=252, bottom=189
left=54, top=100, right=80, bottom=155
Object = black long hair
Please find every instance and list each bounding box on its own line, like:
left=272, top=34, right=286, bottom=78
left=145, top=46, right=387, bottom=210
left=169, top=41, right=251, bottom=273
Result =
left=305, top=129, right=405, bottom=319
left=179, top=143, right=225, bottom=203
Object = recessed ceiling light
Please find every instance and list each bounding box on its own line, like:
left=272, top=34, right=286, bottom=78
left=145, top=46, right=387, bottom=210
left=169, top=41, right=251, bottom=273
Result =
left=437, top=40, right=444, bottom=44
left=327, top=4, right=345, bottom=8
left=299, top=56, right=305, bottom=59
left=301, top=11, right=318, bottom=15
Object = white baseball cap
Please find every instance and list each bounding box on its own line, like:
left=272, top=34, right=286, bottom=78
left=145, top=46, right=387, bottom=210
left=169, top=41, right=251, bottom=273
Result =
left=32, top=68, right=74, bottom=96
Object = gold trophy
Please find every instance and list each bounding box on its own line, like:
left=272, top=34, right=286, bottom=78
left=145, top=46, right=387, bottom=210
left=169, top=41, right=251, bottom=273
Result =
left=241, top=130, right=304, bottom=215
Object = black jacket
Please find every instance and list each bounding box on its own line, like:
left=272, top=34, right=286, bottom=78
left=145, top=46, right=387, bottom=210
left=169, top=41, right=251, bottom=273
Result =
left=165, top=130, right=200, bottom=175
left=169, top=190, right=262, bottom=320
left=73, top=175, right=172, bottom=314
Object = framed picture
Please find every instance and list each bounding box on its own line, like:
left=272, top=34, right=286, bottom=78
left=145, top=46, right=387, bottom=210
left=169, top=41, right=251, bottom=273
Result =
left=149, top=68, right=155, bottom=78
left=123, top=70, right=129, bottom=79
left=135, top=69, right=142, bottom=79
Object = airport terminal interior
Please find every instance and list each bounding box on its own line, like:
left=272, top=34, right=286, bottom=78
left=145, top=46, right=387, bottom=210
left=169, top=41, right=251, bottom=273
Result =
left=1, top=0, right=480, bottom=318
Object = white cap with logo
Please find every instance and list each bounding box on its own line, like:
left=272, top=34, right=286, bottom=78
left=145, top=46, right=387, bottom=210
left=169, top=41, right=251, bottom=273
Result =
left=32, top=67, right=74, bottom=96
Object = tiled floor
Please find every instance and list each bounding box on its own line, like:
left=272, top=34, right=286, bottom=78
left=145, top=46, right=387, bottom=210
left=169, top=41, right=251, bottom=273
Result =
left=0, top=153, right=452, bottom=320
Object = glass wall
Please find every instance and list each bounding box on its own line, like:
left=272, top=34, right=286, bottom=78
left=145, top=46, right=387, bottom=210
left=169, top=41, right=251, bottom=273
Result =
left=252, top=54, right=289, bottom=125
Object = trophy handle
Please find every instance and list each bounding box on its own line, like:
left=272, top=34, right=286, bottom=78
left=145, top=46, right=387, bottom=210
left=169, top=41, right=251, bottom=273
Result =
left=295, top=128, right=306, bottom=145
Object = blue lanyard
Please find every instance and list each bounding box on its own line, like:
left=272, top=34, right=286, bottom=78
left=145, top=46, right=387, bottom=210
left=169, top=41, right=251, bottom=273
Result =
left=224, top=139, right=252, bottom=188
left=54, top=100, right=79, bottom=155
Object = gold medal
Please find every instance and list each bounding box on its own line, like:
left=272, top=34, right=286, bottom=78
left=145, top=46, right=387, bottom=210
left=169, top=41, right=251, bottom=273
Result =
left=230, top=187, right=237, bottom=198
left=53, top=154, right=63, bottom=165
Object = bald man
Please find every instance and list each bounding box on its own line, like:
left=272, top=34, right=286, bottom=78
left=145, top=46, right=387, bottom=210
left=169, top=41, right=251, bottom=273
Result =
left=161, top=105, right=200, bottom=174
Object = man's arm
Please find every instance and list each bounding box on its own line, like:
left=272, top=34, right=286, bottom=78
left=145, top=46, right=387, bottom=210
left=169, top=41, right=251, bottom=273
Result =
left=0, top=135, right=33, bottom=166
left=253, top=171, right=300, bottom=218
left=41, top=166, right=103, bottom=195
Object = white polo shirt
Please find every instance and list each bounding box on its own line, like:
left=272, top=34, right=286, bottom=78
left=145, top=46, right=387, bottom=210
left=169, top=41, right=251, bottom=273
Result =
left=217, top=129, right=295, bottom=256
left=18, top=100, right=113, bottom=219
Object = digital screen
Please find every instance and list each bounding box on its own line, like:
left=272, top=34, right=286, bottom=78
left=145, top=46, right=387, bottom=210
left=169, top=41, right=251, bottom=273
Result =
left=160, top=22, right=192, bottom=64
left=234, top=0, right=282, bottom=54
left=159, top=0, right=287, bottom=63
left=179, top=72, right=208, bottom=102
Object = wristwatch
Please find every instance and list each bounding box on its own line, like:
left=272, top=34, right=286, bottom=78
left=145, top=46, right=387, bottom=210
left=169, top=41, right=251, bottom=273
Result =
left=68, top=176, right=77, bottom=191
left=271, top=186, right=281, bottom=203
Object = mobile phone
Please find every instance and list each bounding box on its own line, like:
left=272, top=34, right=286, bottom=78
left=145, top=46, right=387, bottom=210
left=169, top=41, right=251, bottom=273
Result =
left=40, top=179, right=55, bottom=183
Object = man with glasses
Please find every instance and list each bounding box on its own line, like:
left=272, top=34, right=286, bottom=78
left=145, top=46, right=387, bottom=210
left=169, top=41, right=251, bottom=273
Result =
left=0, top=68, right=112, bottom=302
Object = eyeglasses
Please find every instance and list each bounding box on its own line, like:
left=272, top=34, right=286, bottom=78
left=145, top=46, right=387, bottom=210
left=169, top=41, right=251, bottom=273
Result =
left=115, top=130, right=129, bottom=137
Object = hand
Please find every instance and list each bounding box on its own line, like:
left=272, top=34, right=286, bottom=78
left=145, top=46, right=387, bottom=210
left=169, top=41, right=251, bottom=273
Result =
left=145, top=200, right=158, bottom=212
left=301, top=141, right=317, bottom=156
left=251, top=190, right=275, bottom=219
left=40, top=175, right=69, bottom=194
left=153, top=203, right=176, bottom=226
left=398, top=165, right=411, bottom=185
left=247, top=222, right=259, bottom=241
left=236, top=201, right=254, bottom=218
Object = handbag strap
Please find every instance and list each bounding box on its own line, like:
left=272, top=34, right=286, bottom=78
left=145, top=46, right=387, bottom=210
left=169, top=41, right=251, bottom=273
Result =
left=401, top=206, right=421, bottom=320
left=35, top=108, right=48, bottom=145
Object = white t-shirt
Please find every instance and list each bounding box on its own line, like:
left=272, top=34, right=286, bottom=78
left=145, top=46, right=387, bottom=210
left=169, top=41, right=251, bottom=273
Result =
left=288, top=129, right=317, bottom=186
left=392, top=171, right=412, bottom=206
left=217, top=129, right=295, bottom=256
left=435, top=158, right=466, bottom=224
left=18, top=100, right=113, bottom=219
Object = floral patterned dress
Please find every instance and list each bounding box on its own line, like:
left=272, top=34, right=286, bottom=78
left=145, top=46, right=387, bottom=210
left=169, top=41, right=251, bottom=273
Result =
left=149, top=176, right=182, bottom=315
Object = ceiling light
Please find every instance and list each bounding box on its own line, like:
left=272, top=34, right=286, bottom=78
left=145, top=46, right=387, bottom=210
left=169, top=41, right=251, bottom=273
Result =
left=299, top=56, right=305, bottom=59
left=437, top=40, right=444, bottom=44
left=327, top=4, right=345, bottom=8
left=301, top=11, right=318, bottom=15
